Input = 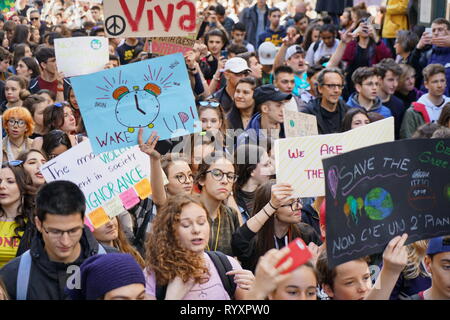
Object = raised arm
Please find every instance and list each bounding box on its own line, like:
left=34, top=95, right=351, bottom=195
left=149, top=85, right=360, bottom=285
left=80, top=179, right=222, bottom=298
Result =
left=138, top=129, right=167, bottom=206
left=365, top=233, right=408, bottom=300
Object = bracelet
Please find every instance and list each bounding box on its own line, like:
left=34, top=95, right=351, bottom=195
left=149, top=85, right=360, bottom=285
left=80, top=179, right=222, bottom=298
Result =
left=268, top=201, right=278, bottom=210
left=262, top=207, right=271, bottom=218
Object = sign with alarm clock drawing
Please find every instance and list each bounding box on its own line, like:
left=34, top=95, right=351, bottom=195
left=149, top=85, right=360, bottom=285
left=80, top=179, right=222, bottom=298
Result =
left=71, top=53, right=200, bottom=154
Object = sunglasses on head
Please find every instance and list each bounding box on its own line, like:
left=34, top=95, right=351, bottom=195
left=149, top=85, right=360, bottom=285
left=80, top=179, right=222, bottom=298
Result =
left=199, top=101, right=220, bottom=108
left=2, top=160, right=23, bottom=167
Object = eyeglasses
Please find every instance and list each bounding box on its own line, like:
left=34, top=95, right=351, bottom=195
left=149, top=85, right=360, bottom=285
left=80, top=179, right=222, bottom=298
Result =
left=7, top=119, right=26, bottom=127
left=42, top=225, right=83, bottom=239
left=280, top=198, right=303, bottom=211
left=322, top=84, right=344, bottom=90
left=2, top=160, right=23, bottom=166
left=199, top=101, right=220, bottom=108
left=233, top=70, right=251, bottom=77
left=206, top=168, right=238, bottom=183
left=30, top=17, right=40, bottom=21
left=173, top=173, right=194, bottom=184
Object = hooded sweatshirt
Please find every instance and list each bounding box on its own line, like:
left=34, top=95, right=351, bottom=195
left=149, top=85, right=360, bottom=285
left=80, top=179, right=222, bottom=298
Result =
left=347, top=92, right=392, bottom=118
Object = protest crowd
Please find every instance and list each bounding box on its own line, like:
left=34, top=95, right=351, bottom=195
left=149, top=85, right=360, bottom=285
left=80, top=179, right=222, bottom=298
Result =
left=0, top=0, right=449, bottom=302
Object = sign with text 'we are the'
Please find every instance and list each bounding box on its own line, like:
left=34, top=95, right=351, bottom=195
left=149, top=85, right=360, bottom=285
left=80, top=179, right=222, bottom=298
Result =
left=104, top=0, right=196, bottom=38
left=275, top=117, right=394, bottom=197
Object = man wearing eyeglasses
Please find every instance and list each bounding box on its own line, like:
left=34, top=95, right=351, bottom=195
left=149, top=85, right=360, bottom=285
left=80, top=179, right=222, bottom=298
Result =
left=299, top=68, right=350, bottom=134
left=0, top=181, right=117, bottom=300
left=212, top=57, right=251, bottom=114
left=347, top=66, right=392, bottom=118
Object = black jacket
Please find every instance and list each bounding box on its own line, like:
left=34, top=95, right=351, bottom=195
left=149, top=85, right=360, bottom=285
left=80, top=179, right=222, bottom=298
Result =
left=231, top=222, right=322, bottom=273
left=0, top=227, right=117, bottom=300
left=301, top=204, right=320, bottom=237
left=300, top=98, right=350, bottom=134
left=239, top=4, right=269, bottom=48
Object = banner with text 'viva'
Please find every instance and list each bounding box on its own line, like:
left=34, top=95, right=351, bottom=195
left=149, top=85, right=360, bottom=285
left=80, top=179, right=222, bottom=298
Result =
left=40, top=140, right=151, bottom=228
left=104, top=0, right=196, bottom=38
left=274, top=117, right=394, bottom=197
left=55, top=37, right=109, bottom=77
left=323, top=139, right=450, bottom=267
left=70, top=53, right=200, bottom=154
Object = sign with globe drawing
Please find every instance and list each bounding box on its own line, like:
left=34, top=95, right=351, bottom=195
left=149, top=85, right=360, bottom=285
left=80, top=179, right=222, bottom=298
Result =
left=323, top=139, right=450, bottom=267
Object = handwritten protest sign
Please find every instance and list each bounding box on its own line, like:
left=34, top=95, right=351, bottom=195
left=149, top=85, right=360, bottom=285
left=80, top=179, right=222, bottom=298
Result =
left=151, top=37, right=196, bottom=56
left=104, top=0, right=196, bottom=38
left=40, top=141, right=152, bottom=228
left=55, top=37, right=109, bottom=77
left=275, top=117, right=394, bottom=197
left=71, top=53, right=200, bottom=154
left=283, top=110, right=318, bottom=138
left=323, top=138, right=450, bottom=267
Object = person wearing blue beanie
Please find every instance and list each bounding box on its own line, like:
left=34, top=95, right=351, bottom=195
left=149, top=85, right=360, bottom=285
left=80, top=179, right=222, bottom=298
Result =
left=67, top=253, right=146, bottom=300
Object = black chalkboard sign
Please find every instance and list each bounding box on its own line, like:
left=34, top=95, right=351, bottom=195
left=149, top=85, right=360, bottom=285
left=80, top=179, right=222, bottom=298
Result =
left=322, top=139, right=450, bottom=268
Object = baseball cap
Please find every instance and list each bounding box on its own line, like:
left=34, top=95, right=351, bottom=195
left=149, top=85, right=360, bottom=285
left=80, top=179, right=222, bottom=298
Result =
left=285, top=45, right=305, bottom=61
left=224, top=57, right=251, bottom=73
left=427, top=236, right=450, bottom=255
left=258, top=42, right=278, bottom=65
left=254, top=84, right=292, bottom=106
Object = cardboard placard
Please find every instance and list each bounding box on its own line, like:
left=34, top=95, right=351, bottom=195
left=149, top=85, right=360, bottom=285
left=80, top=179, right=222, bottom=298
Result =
left=323, top=138, right=450, bottom=267
left=104, top=0, right=196, bottom=38
left=151, top=37, right=196, bottom=56
left=70, top=53, right=200, bottom=154
left=283, top=109, right=318, bottom=138
left=275, top=117, right=395, bottom=197
left=55, top=37, right=109, bottom=77
left=40, top=141, right=152, bottom=228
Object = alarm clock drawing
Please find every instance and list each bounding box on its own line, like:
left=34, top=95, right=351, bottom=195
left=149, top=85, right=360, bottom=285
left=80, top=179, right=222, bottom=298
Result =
left=113, top=83, right=161, bottom=133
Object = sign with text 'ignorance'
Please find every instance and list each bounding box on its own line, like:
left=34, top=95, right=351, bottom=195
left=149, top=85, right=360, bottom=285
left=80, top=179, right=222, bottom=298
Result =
left=323, top=139, right=450, bottom=267
left=104, top=0, right=196, bottom=38
left=41, top=141, right=151, bottom=228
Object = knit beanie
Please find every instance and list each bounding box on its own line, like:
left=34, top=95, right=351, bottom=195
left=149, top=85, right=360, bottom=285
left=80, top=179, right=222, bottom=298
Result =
left=67, top=253, right=145, bottom=300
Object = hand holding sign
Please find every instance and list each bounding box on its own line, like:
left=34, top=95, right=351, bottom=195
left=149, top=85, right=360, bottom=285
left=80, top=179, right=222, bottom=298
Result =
left=138, top=128, right=160, bottom=159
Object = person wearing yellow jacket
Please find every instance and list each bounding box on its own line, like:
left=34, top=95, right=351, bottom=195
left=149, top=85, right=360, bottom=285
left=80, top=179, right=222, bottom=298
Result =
left=382, top=0, right=409, bottom=53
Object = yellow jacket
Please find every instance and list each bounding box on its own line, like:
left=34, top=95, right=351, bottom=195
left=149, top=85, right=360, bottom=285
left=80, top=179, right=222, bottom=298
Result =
left=382, top=0, right=409, bottom=38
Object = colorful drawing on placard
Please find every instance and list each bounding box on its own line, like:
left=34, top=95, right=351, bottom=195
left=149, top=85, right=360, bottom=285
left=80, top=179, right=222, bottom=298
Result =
left=364, top=188, right=394, bottom=221
left=0, top=1, right=14, bottom=13
left=71, top=53, right=200, bottom=154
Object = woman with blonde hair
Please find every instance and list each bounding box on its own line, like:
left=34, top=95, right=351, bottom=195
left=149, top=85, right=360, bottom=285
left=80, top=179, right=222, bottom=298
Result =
left=389, top=240, right=431, bottom=300
left=2, top=107, right=35, bottom=162
left=144, top=194, right=254, bottom=300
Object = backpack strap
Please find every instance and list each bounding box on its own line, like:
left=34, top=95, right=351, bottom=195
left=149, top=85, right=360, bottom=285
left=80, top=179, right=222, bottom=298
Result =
left=98, top=244, right=107, bottom=255
left=206, top=251, right=236, bottom=299
left=16, top=250, right=32, bottom=300
left=155, top=284, right=167, bottom=301
left=313, top=41, right=320, bottom=53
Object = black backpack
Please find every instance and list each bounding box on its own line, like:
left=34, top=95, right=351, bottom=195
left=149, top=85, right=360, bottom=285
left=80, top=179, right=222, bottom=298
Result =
left=155, top=251, right=237, bottom=300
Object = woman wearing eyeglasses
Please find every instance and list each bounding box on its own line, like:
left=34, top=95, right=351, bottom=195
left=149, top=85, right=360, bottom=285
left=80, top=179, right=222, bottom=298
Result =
left=193, top=151, right=241, bottom=256
left=0, top=163, right=34, bottom=268
left=2, top=107, right=35, bottom=162
left=231, top=179, right=322, bottom=273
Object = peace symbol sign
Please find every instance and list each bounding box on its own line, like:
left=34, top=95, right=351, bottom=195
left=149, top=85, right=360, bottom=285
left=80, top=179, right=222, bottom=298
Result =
left=105, top=15, right=126, bottom=36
